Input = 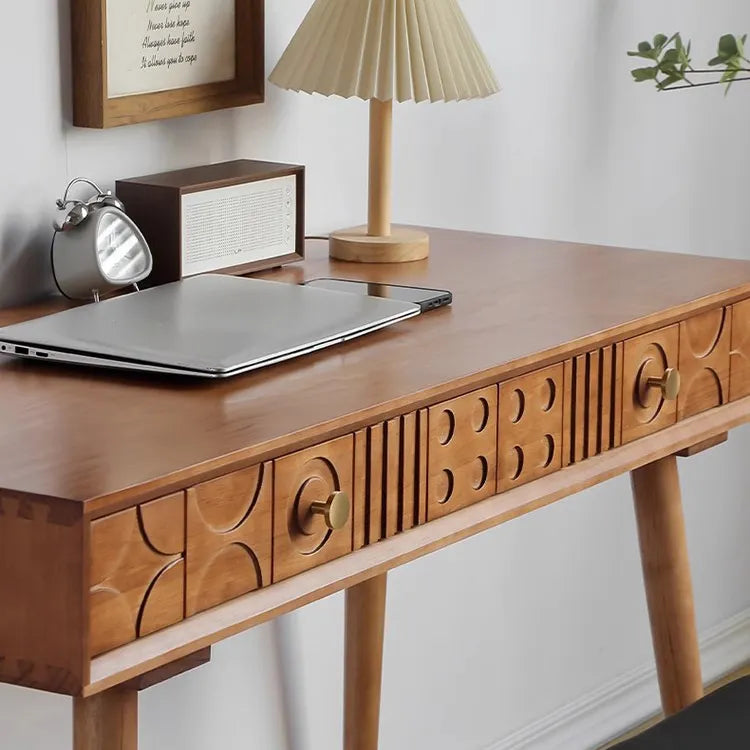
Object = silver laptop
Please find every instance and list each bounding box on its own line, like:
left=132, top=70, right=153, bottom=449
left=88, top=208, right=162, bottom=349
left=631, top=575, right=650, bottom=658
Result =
left=0, top=275, right=420, bottom=378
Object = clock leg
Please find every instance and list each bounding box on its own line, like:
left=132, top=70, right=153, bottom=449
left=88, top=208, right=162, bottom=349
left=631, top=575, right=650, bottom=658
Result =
left=74, top=687, right=138, bottom=750
left=631, top=454, right=703, bottom=716
left=344, top=573, right=388, bottom=750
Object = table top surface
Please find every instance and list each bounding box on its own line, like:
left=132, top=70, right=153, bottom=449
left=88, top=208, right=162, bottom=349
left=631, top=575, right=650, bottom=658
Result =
left=2, top=228, right=750, bottom=511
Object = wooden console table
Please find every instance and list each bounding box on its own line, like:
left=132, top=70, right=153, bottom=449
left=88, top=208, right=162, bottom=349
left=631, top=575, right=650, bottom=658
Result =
left=2, top=229, right=750, bottom=749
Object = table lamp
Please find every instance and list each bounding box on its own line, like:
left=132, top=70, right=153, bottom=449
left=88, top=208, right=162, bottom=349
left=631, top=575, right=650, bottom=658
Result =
left=269, top=0, right=499, bottom=263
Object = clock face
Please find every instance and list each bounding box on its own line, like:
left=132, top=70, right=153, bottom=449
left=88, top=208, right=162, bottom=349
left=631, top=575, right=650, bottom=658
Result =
left=96, top=211, right=151, bottom=284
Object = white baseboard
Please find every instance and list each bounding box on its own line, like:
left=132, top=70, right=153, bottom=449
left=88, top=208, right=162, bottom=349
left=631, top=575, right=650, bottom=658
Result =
left=485, top=608, right=750, bottom=750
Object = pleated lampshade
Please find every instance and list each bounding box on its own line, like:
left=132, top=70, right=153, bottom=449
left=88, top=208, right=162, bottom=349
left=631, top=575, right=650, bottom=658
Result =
left=270, top=0, right=499, bottom=264
left=269, top=0, right=499, bottom=102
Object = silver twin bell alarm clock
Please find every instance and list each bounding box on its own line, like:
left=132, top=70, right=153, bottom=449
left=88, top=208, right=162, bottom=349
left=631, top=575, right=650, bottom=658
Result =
left=51, top=177, right=153, bottom=301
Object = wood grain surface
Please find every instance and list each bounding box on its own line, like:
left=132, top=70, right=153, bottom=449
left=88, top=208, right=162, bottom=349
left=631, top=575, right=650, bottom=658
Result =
left=622, top=326, right=680, bottom=444
left=86, top=396, right=749, bottom=696
left=730, top=299, right=750, bottom=401
left=0, top=230, right=749, bottom=514
left=677, top=308, right=731, bottom=420
left=0, top=492, right=85, bottom=695
left=74, top=688, right=138, bottom=750
left=344, top=574, right=388, bottom=750
left=563, top=343, right=623, bottom=465
left=273, top=436, right=354, bottom=582
left=631, top=456, right=703, bottom=715
left=89, top=493, right=185, bottom=656
left=427, top=386, right=498, bottom=519
left=186, top=464, right=272, bottom=616
left=498, top=365, right=564, bottom=491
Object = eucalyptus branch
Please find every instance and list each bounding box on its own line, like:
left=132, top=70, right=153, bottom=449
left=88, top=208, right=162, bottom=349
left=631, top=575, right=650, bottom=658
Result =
left=628, top=33, right=750, bottom=92
left=661, top=76, right=750, bottom=91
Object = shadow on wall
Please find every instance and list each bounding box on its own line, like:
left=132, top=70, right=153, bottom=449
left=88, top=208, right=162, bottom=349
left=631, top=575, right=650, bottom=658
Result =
left=0, top=225, right=56, bottom=307
left=58, top=0, right=73, bottom=127
left=0, top=0, right=71, bottom=306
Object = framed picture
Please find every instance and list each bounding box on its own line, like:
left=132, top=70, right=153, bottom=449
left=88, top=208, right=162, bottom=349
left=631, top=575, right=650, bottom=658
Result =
left=71, top=0, right=264, bottom=128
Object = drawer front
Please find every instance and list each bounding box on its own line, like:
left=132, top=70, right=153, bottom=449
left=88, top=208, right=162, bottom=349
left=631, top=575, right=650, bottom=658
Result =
left=186, top=463, right=272, bottom=616
left=498, top=364, right=564, bottom=491
left=89, top=492, right=185, bottom=657
left=354, top=410, right=428, bottom=549
left=273, top=435, right=354, bottom=582
left=731, top=298, right=750, bottom=401
left=622, top=325, right=679, bottom=444
left=562, top=345, right=623, bottom=466
left=677, top=308, right=731, bottom=419
left=427, top=386, right=497, bottom=520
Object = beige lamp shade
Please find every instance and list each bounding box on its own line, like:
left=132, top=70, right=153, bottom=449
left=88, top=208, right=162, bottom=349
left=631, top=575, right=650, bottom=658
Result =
left=269, top=0, right=499, bottom=103
left=270, top=0, right=499, bottom=263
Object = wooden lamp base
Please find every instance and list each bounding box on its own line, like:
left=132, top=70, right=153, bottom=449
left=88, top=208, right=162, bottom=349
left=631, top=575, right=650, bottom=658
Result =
left=329, top=226, right=429, bottom=263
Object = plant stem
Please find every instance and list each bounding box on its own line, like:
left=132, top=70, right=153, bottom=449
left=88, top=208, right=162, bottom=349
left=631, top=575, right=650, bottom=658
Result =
left=663, top=76, right=750, bottom=90
left=687, top=68, right=750, bottom=73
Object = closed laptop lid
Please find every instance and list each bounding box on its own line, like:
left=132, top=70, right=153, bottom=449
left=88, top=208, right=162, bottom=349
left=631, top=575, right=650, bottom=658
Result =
left=0, top=275, right=420, bottom=374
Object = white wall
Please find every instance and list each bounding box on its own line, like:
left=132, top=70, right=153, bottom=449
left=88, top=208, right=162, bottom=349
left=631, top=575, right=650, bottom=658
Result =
left=2, top=1, right=750, bottom=748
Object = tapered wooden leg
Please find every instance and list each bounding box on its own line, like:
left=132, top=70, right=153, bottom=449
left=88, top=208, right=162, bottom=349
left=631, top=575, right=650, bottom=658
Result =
left=74, top=688, right=138, bottom=750
left=631, top=454, right=703, bottom=716
left=344, top=573, right=387, bottom=750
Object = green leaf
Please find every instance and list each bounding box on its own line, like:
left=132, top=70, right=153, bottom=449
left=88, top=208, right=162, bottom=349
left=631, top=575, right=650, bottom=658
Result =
left=638, top=40, right=653, bottom=53
left=632, top=67, right=659, bottom=82
left=657, top=74, right=683, bottom=89
left=721, top=65, right=740, bottom=94
left=718, top=34, right=739, bottom=59
left=653, top=33, right=668, bottom=49
left=627, top=49, right=657, bottom=60
left=662, top=48, right=680, bottom=64
left=708, top=56, right=725, bottom=66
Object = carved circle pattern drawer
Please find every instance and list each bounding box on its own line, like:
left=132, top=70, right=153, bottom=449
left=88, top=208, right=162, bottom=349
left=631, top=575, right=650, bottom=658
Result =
left=622, top=325, right=679, bottom=444
left=677, top=308, right=731, bottom=419
left=186, top=464, right=272, bottom=616
left=273, top=435, right=354, bottom=582
left=82, top=302, right=750, bottom=657
left=89, top=493, right=185, bottom=657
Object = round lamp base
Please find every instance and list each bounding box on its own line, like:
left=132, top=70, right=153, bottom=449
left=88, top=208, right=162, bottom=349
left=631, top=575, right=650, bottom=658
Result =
left=329, top=226, right=430, bottom=263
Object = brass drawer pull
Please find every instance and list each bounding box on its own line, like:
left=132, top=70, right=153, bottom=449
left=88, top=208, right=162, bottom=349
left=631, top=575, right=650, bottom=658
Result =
left=311, top=491, right=350, bottom=530
left=646, top=368, right=681, bottom=401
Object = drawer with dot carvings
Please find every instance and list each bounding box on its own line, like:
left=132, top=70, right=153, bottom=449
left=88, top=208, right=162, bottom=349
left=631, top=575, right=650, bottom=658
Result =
left=89, top=492, right=186, bottom=657
left=427, top=386, right=498, bottom=520
left=83, top=304, right=750, bottom=657
left=498, top=364, right=564, bottom=490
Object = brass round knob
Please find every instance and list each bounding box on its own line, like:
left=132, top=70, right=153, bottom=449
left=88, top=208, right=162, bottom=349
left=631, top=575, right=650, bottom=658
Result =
left=310, top=491, right=350, bottom=530
left=646, top=367, right=681, bottom=401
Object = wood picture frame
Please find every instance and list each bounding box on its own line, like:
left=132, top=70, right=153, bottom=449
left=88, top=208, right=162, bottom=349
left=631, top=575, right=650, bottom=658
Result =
left=71, top=0, right=265, bottom=128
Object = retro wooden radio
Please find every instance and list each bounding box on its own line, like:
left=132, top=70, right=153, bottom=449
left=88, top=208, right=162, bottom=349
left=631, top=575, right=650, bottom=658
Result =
left=116, top=160, right=305, bottom=286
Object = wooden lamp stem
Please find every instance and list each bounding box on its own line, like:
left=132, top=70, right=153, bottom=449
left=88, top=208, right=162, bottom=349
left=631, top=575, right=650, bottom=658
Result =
left=329, top=98, right=429, bottom=263
left=368, top=99, right=393, bottom=237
